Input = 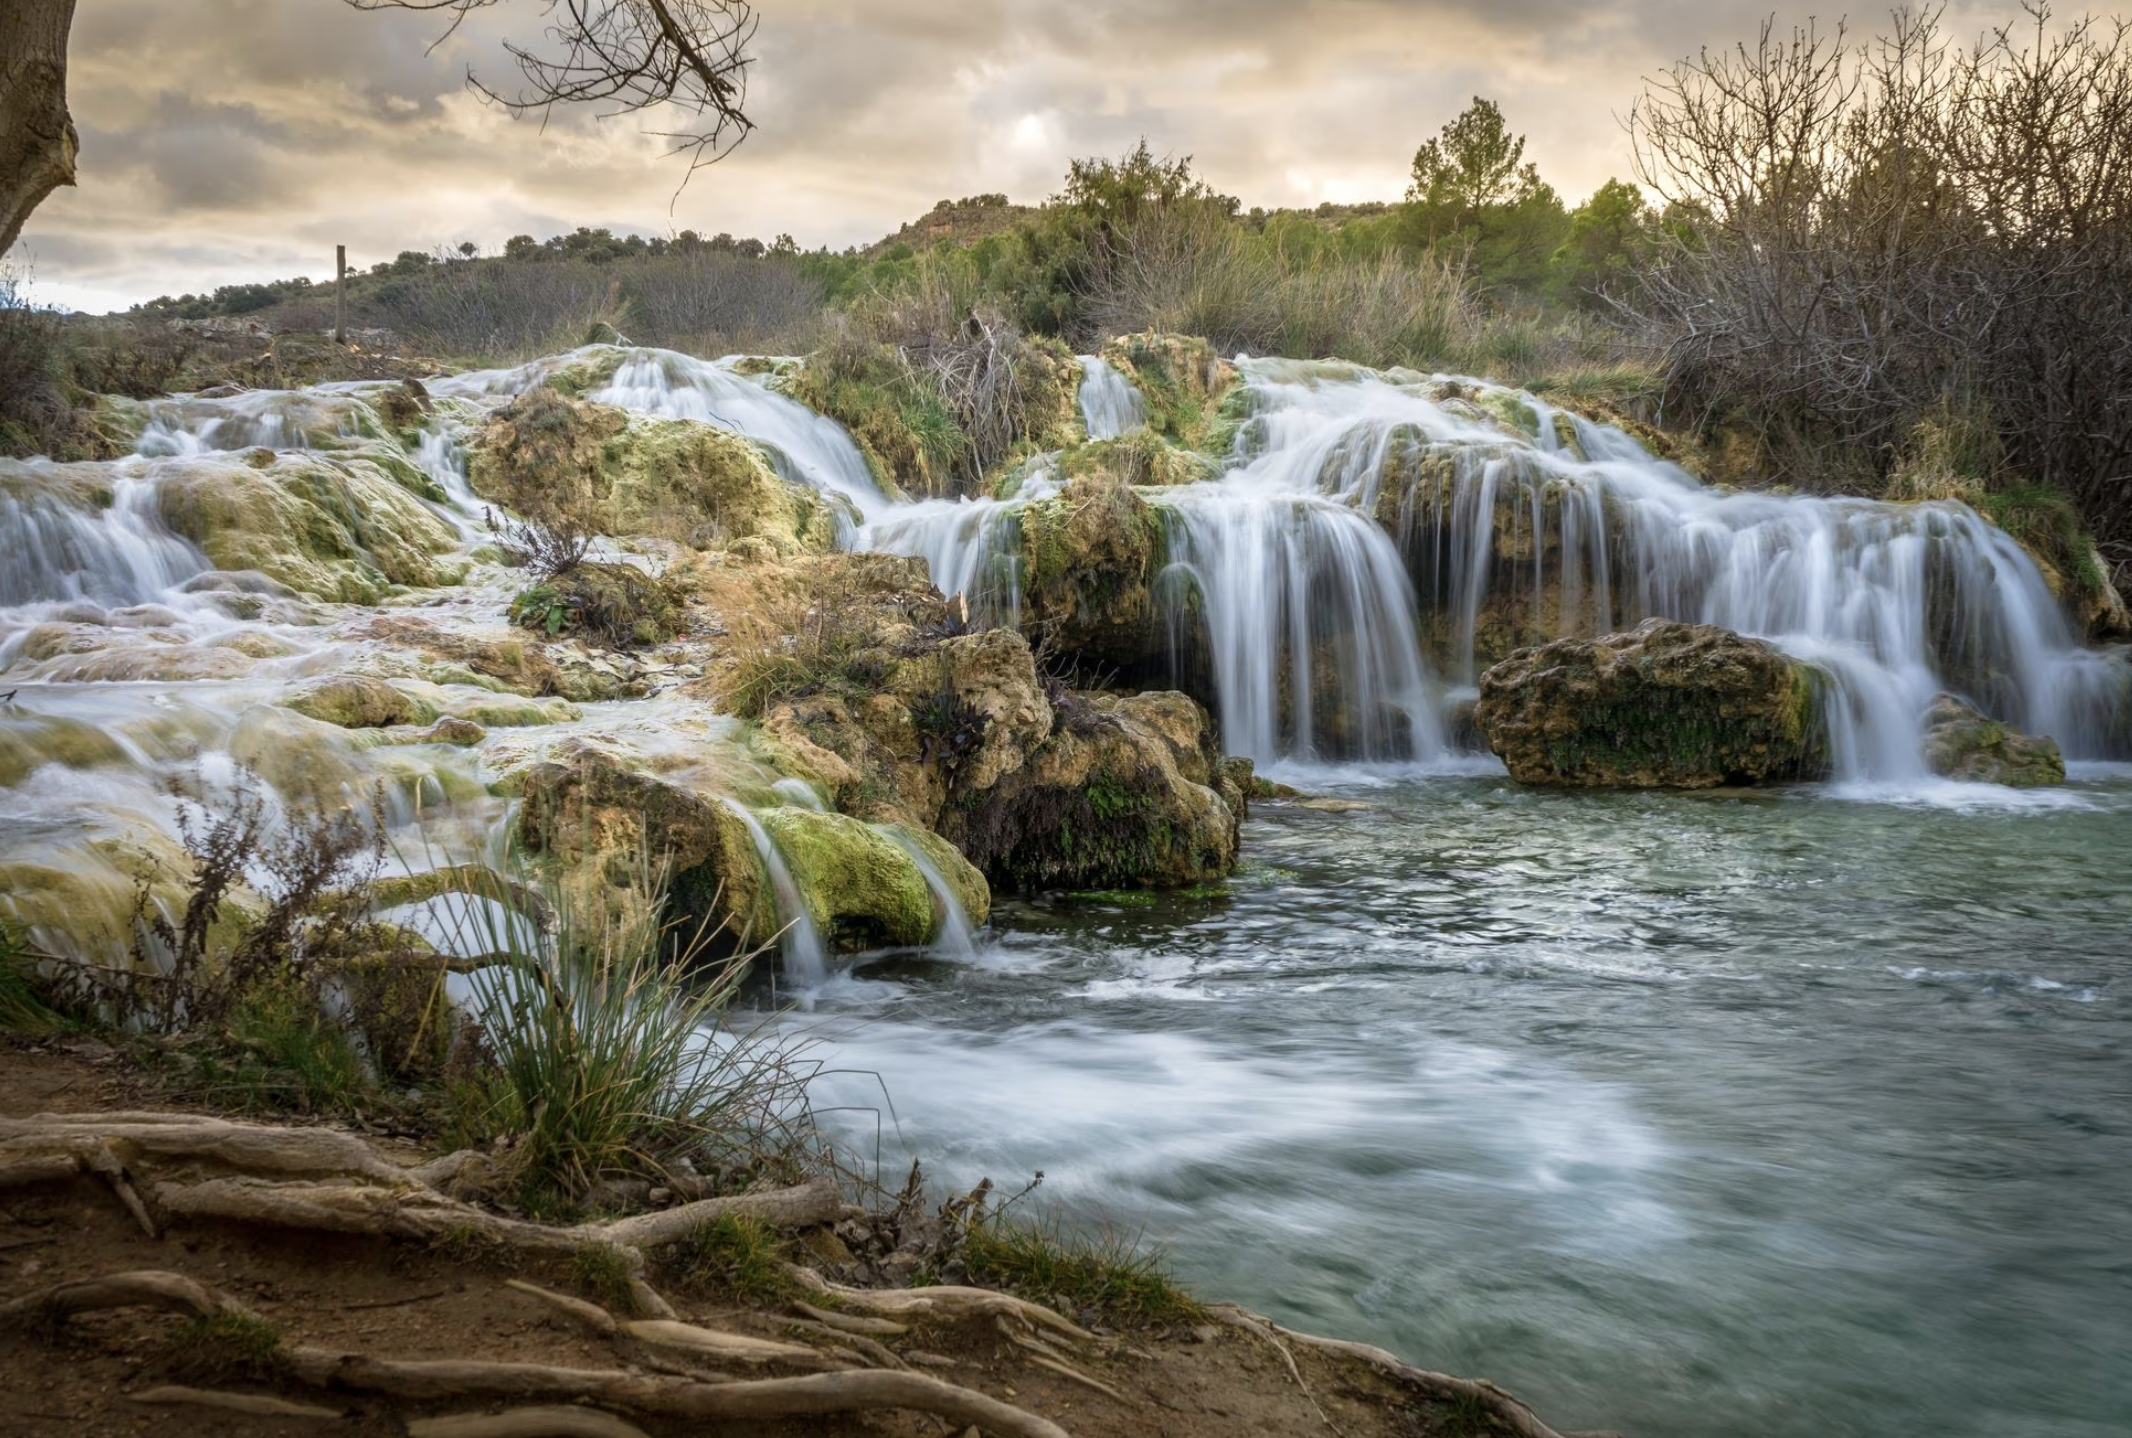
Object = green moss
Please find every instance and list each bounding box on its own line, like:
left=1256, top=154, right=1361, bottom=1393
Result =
left=510, top=562, right=687, bottom=648
left=1100, top=333, right=1239, bottom=450
left=785, top=339, right=957, bottom=499
left=757, top=808, right=938, bottom=949
left=960, top=1212, right=1203, bottom=1327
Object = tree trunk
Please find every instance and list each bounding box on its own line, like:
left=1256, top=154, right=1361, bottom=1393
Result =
left=0, top=0, right=79, bottom=256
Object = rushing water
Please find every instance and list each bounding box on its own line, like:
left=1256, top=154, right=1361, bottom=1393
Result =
left=799, top=768, right=2132, bottom=1438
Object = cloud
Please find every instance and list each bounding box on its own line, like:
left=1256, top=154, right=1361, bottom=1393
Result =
left=16, top=0, right=2131, bottom=310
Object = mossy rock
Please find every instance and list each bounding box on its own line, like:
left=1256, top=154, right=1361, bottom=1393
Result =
left=1922, top=693, right=2065, bottom=786
left=467, top=385, right=832, bottom=554
left=1099, top=333, right=1240, bottom=450
left=946, top=690, right=1238, bottom=892
left=1016, top=473, right=1163, bottom=665
left=1474, top=619, right=1828, bottom=788
left=784, top=339, right=953, bottom=499
left=283, top=675, right=424, bottom=729
left=757, top=807, right=950, bottom=950
left=0, top=714, right=130, bottom=787
left=154, top=453, right=461, bottom=603
left=1058, top=431, right=1212, bottom=489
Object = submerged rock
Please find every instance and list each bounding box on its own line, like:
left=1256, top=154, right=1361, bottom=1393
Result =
left=283, top=675, right=422, bottom=729
left=1922, top=693, right=2065, bottom=786
left=1474, top=619, right=1827, bottom=788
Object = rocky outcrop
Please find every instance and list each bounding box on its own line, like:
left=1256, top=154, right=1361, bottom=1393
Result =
left=155, top=452, right=463, bottom=603
left=1922, top=693, right=2065, bottom=786
left=467, top=385, right=838, bottom=554
left=1015, top=473, right=1163, bottom=666
left=758, top=807, right=989, bottom=949
left=1474, top=619, right=1827, bottom=788
left=944, top=691, right=1240, bottom=892
left=1099, top=333, right=1240, bottom=449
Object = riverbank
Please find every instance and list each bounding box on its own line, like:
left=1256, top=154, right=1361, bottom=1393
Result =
left=0, top=1039, right=1606, bottom=1438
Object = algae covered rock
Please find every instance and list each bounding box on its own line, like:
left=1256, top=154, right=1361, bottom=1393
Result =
left=467, top=385, right=835, bottom=554
left=1016, top=473, right=1163, bottom=665
left=758, top=807, right=987, bottom=949
left=1922, top=693, right=2065, bottom=786
left=155, top=452, right=461, bottom=602
left=1099, top=333, right=1240, bottom=449
left=1474, top=619, right=1827, bottom=788
left=284, top=675, right=423, bottom=729
left=947, top=689, right=1239, bottom=892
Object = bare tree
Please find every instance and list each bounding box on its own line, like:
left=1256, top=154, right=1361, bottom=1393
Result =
left=1626, top=4, right=2132, bottom=556
left=0, top=0, right=758, bottom=258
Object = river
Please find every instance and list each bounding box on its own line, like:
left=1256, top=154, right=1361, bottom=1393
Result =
left=799, top=765, right=2132, bottom=1438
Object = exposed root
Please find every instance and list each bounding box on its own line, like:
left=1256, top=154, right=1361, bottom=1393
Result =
left=9, top=1269, right=1075, bottom=1438
left=127, top=1386, right=344, bottom=1419
left=1208, top=1303, right=1340, bottom=1435
left=791, top=1299, right=909, bottom=1337
left=408, top=1406, right=652, bottom=1438
left=1241, top=1307, right=1593, bottom=1438
left=1026, top=1353, right=1130, bottom=1404
left=785, top=1318, right=910, bottom=1370
left=785, top=1263, right=1095, bottom=1343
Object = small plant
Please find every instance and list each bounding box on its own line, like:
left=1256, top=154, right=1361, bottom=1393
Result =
left=569, top=1244, right=643, bottom=1314
left=165, top=1312, right=286, bottom=1385
left=674, top=1211, right=794, bottom=1303
left=944, top=1176, right=1202, bottom=1327
left=440, top=864, right=815, bottom=1211
left=0, top=919, right=64, bottom=1034
left=509, top=581, right=576, bottom=636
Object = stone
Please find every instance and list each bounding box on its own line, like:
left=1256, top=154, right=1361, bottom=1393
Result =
left=283, top=675, right=423, bottom=729
left=1474, top=618, right=1827, bottom=788
left=946, top=690, right=1239, bottom=891
left=1922, top=693, right=2065, bottom=786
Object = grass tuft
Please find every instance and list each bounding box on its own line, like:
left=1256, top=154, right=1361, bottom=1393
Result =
left=166, top=1312, right=286, bottom=1385
left=673, top=1211, right=795, bottom=1303
left=960, top=1211, right=1203, bottom=1327
left=569, top=1244, right=643, bottom=1315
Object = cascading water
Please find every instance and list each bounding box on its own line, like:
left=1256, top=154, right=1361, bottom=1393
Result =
left=869, top=355, right=2128, bottom=779
left=885, top=828, right=978, bottom=959
left=1077, top=356, right=1146, bottom=440
left=720, top=798, right=828, bottom=989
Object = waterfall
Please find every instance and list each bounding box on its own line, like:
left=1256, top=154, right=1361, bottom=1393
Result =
left=589, top=350, right=886, bottom=521
left=0, top=464, right=209, bottom=609
left=1078, top=356, right=1147, bottom=440
left=885, top=828, right=978, bottom=959
left=720, top=798, right=828, bottom=988
left=841, top=355, right=2129, bottom=779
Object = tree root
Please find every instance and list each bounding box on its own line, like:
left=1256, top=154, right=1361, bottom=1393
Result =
left=127, top=1386, right=345, bottom=1419
left=785, top=1263, right=1095, bottom=1342
left=791, top=1298, right=908, bottom=1337
left=408, top=1406, right=652, bottom=1438
left=8, top=1268, right=1076, bottom=1438
left=1216, top=1303, right=1604, bottom=1438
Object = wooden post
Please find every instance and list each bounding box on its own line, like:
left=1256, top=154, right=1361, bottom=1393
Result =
left=334, top=244, right=345, bottom=344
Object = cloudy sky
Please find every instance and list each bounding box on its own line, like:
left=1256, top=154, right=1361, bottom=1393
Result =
left=14, top=0, right=2108, bottom=311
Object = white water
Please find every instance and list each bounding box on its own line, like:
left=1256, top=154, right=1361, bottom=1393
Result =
left=720, top=797, right=828, bottom=989
left=860, top=356, right=2129, bottom=778
left=885, top=828, right=978, bottom=960
left=1077, top=356, right=1146, bottom=440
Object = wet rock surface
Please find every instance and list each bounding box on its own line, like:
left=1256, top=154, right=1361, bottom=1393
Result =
left=1922, top=692, right=2066, bottom=786
left=1474, top=619, right=1828, bottom=788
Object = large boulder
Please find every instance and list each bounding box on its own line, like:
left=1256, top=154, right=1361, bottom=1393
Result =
left=1474, top=619, right=1827, bottom=788
left=467, top=385, right=837, bottom=554
left=945, top=690, right=1239, bottom=891
left=1922, top=694, right=2065, bottom=786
